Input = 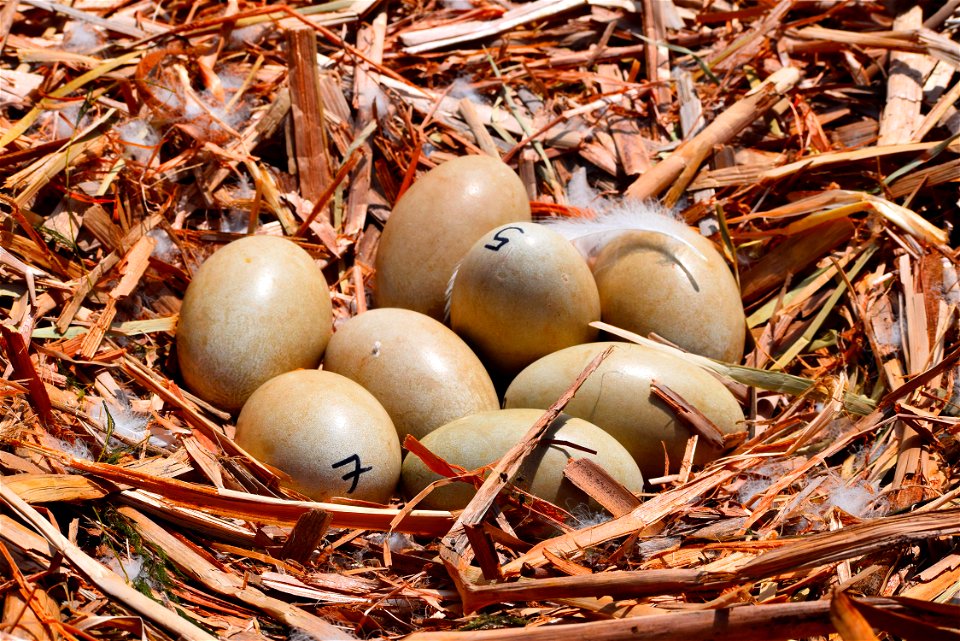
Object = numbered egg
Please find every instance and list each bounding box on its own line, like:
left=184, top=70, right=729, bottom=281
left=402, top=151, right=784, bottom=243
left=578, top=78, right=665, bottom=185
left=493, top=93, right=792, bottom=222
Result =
left=323, top=308, right=499, bottom=441
left=504, top=342, right=744, bottom=478
left=449, top=222, right=600, bottom=376
left=401, top=408, right=643, bottom=510
left=591, top=227, right=745, bottom=362
left=374, top=155, right=531, bottom=320
left=177, top=235, right=332, bottom=412
left=235, top=369, right=401, bottom=503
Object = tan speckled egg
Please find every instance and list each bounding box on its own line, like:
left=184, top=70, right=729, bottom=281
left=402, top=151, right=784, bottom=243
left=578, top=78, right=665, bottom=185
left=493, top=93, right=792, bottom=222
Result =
left=235, top=370, right=401, bottom=503
left=374, top=155, right=531, bottom=320
left=591, top=228, right=745, bottom=362
left=401, top=408, right=643, bottom=510
left=449, top=222, right=600, bottom=376
left=176, top=235, right=332, bottom=412
left=323, top=308, right=498, bottom=441
left=504, top=342, right=744, bottom=478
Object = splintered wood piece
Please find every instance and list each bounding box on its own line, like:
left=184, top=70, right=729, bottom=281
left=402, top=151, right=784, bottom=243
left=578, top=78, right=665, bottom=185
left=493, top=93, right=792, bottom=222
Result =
left=439, top=347, right=613, bottom=584
left=464, top=523, right=503, bottom=581
left=709, top=0, right=793, bottom=73
left=79, top=296, right=116, bottom=359
left=626, top=66, right=800, bottom=205
left=406, top=597, right=922, bottom=641
left=345, top=12, right=386, bottom=235
left=0, top=482, right=219, bottom=641
left=641, top=0, right=671, bottom=108
left=53, top=453, right=454, bottom=535
left=110, top=234, right=157, bottom=300
left=459, top=98, right=500, bottom=159
left=461, top=508, right=960, bottom=613
left=400, top=0, right=591, bottom=54
left=279, top=507, right=332, bottom=564
left=650, top=380, right=726, bottom=450
left=294, top=147, right=363, bottom=240
left=55, top=253, right=120, bottom=333
left=3, top=473, right=109, bottom=503
left=81, top=203, right=124, bottom=251
left=562, top=458, right=641, bottom=518
left=0, top=324, right=52, bottom=426
left=597, top=64, right=650, bottom=176
left=831, top=589, right=881, bottom=641
left=55, top=212, right=163, bottom=333
left=286, top=27, right=332, bottom=207
left=879, top=7, right=928, bottom=145
left=462, top=568, right=736, bottom=613
left=738, top=508, right=960, bottom=579
left=1, top=586, right=61, bottom=641
left=501, top=465, right=745, bottom=575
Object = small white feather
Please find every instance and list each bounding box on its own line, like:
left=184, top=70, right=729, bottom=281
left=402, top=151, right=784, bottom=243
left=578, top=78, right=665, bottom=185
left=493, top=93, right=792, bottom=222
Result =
left=444, top=262, right=460, bottom=323
left=543, top=199, right=707, bottom=262
left=547, top=167, right=707, bottom=260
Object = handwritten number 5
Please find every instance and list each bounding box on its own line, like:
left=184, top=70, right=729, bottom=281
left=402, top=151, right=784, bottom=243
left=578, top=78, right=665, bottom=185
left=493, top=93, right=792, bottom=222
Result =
left=484, top=226, right=525, bottom=251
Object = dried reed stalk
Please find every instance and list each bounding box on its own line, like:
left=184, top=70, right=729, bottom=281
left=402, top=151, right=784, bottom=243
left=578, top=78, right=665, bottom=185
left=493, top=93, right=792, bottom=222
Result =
left=625, top=66, right=800, bottom=205
left=405, top=597, right=928, bottom=641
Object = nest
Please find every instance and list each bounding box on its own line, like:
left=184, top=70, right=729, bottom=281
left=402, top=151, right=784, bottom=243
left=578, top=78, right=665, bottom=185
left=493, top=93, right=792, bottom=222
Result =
left=1, top=0, right=959, bottom=639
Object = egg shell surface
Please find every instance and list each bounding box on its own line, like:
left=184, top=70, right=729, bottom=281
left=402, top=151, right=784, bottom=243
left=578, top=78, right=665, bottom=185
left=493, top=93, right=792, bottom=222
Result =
left=323, top=308, right=499, bottom=441
left=449, top=222, right=600, bottom=375
left=504, top=342, right=744, bottom=477
left=374, top=155, right=531, bottom=319
left=176, top=235, right=332, bottom=412
left=235, top=369, right=401, bottom=503
left=591, top=228, right=745, bottom=362
left=401, top=408, right=643, bottom=510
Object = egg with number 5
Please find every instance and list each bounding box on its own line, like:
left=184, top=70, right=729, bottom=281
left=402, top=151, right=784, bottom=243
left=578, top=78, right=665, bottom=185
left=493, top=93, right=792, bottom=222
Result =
left=449, top=222, right=600, bottom=375
left=177, top=235, right=333, bottom=412
left=375, top=155, right=531, bottom=320
left=401, top=408, right=643, bottom=510
left=235, top=369, right=401, bottom=503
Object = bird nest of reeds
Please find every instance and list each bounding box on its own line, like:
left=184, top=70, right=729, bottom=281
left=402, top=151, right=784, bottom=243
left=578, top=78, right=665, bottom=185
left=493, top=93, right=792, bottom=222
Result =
left=1, top=0, right=960, bottom=639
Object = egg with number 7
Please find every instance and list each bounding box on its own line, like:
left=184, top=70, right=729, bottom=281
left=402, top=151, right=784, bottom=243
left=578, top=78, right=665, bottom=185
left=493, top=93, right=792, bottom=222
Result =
left=449, top=222, right=600, bottom=375
left=235, top=369, right=401, bottom=503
